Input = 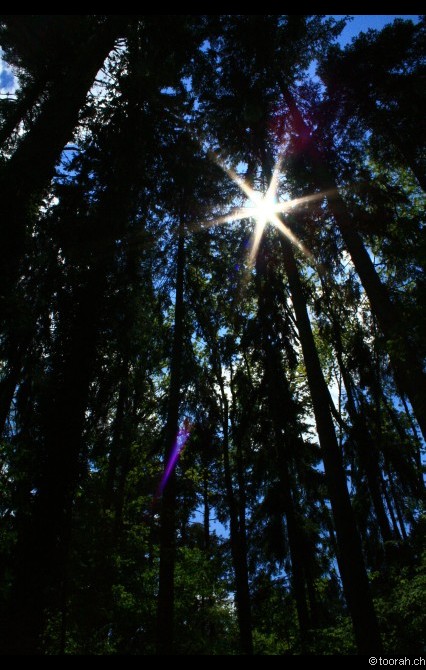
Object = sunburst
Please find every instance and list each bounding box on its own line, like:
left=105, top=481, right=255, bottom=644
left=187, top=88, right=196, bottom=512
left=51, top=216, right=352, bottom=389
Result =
left=200, top=146, right=334, bottom=268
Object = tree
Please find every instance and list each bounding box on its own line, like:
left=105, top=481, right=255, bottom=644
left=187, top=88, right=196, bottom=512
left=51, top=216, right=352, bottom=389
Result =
left=0, top=16, right=124, bottom=300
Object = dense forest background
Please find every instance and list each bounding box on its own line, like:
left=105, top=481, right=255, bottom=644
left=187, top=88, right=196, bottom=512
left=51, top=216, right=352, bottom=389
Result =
left=0, top=14, right=425, bottom=656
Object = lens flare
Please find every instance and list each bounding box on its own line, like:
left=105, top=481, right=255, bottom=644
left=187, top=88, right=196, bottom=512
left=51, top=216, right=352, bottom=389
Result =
left=199, top=143, right=335, bottom=267
left=156, top=420, right=191, bottom=499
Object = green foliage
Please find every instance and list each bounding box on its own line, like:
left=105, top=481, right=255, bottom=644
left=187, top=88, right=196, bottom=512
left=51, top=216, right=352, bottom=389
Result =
left=374, top=548, right=426, bottom=654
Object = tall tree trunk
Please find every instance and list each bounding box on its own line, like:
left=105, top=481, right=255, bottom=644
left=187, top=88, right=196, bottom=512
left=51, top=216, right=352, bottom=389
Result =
left=399, top=394, right=424, bottom=489
left=381, top=476, right=402, bottom=541
left=0, top=19, right=122, bottom=300
left=0, top=341, right=23, bottom=434
left=279, top=459, right=311, bottom=644
left=221, top=392, right=253, bottom=655
left=279, top=235, right=382, bottom=654
left=112, top=415, right=133, bottom=539
left=255, top=254, right=311, bottom=643
left=0, top=310, right=34, bottom=436
left=203, top=467, right=210, bottom=553
left=156, top=212, right=185, bottom=655
left=232, top=402, right=255, bottom=651
left=385, top=467, right=409, bottom=541
left=278, top=81, right=426, bottom=441
left=104, top=363, right=128, bottom=511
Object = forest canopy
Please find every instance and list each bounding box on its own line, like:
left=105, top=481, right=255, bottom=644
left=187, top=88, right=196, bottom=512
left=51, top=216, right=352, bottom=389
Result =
left=0, top=14, right=425, bottom=656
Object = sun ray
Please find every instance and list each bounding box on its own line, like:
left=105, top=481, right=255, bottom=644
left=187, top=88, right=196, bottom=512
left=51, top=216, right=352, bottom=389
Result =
left=193, top=207, right=253, bottom=232
left=248, top=219, right=267, bottom=266
left=206, top=147, right=256, bottom=201
left=265, top=151, right=284, bottom=204
left=191, top=135, right=340, bottom=273
left=270, top=213, right=314, bottom=260
left=204, top=147, right=317, bottom=259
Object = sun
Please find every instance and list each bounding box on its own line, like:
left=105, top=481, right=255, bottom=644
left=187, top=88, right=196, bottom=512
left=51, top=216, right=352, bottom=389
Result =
left=246, top=188, right=282, bottom=264
left=196, top=143, right=333, bottom=266
left=248, top=190, right=279, bottom=226
left=242, top=171, right=315, bottom=264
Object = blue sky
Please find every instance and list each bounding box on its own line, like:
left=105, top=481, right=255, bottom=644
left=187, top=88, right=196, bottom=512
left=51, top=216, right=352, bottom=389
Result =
left=335, top=14, right=420, bottom=45
left=0, top=68, right=14, bottom=90
left=0, top=55, right=15, bottom=94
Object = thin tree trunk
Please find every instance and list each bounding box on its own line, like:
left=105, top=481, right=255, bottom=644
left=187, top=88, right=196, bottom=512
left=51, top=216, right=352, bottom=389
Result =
left=156, top=211, right=185, bottom=655
left=221, top=393, right=253, bottom=655
left=203, top=468, right=210, bottom=553
left=280, top=461, right=311, bottom=644
left=380, top=391, right=422, bottom=496
left=113, top=433, right=132, bottom=539
left=104, top=365, right=128, bottom=511
left=279, top=235, right=382, bottom=654
left=0, top=305, right=36, bottom=436
left=399, top=394, right=424, bottom=488
left=386, top=470, right=408, bottom=541
left=381, top=477, right=402, bottom=541
left=0, top=344, right=22, bottom=434
left=232, top=405, right=255, bottom=652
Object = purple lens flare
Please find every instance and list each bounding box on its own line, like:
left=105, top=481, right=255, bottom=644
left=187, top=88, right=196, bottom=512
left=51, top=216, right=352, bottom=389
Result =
left=156, top=420, right=191, bottom=498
